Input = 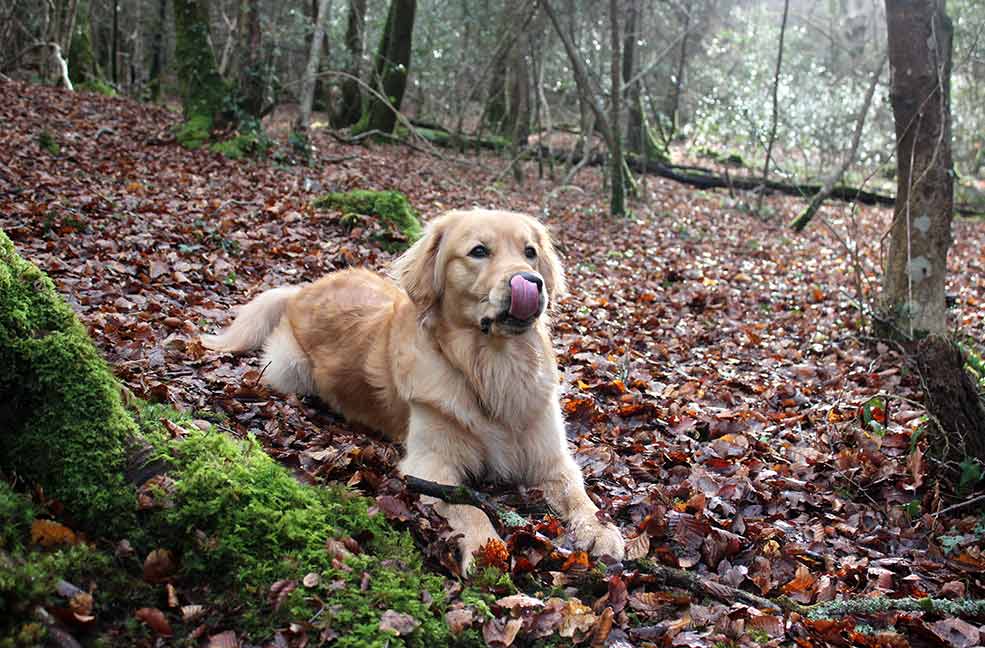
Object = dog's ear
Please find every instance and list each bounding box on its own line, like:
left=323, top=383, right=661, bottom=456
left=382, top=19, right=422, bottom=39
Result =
left=390, top=215, right=447, bottom=309
left=536, top=222, right=567, bottom=301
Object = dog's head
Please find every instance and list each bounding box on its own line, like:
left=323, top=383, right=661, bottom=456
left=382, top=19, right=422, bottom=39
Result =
left=391, top=209, right=565, bottom=336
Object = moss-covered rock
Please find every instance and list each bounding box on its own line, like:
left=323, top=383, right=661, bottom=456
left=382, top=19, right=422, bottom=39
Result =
left=0, top=229, right=452, bottom=645
left=313, top=190, right=422, bottom=252
left=209, top=129, right=270, bottom=160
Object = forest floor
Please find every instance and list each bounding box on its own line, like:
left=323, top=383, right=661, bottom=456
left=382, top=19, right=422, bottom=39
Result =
left=3, top=80, right=985, bottom=647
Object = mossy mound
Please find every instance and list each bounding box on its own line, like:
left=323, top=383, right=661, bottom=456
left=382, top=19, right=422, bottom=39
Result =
left=175, top=113, right=211, bottom=149
left=0, top=230, right=452, bottom=645
left=313, top=190, right=423, bottom=252
left=209, top=129, right=270, bottom=160
left=0, top=229, right=136, bottom=534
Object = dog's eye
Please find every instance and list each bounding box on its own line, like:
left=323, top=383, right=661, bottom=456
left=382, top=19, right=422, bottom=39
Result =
left=524, top=246, right=538, bottom=260
left=468, top=244, right=489, bottom=259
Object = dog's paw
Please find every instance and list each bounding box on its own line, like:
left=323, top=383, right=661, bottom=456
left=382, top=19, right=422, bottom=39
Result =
left=458, top=530, right=505, bottom=575
left=570, top=517, right=625, bottom=560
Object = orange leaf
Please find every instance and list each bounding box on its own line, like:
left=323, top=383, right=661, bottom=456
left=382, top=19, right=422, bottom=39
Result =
left=31, top=519, right=77, bottom=547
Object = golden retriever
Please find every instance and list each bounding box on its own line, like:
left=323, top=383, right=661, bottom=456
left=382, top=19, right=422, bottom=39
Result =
left=201, top=209, right=625, bottom=570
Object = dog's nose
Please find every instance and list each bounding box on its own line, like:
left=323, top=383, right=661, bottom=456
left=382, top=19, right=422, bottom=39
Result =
left=518, top=272, right=543, bottom=293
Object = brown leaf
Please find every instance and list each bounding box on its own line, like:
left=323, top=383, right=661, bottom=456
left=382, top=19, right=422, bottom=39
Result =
left=445, top=607, right=475, bottom=635
left=558, top=598, right=596, bottom=638
left=590, top=607, right=614, bottom=647
left=482, top=617, right=523, bottom=647
left=624, top=532, right=650, bottom=560
left=267, top=579, right=297, bottom=611
left=142, top=548, right=177, bottom=583
left=134, top=607, right=173, bottom=637
left=207, top=630, right=239, bottom=648
left=379, top=609, right=420, bottom=636
left=929, top=618, right=981, bottom=648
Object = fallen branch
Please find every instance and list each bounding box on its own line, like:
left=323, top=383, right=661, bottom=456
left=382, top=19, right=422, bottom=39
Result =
left=403, top=475, right=528, bottom=531
left=621, top=559, right=783, bottom=612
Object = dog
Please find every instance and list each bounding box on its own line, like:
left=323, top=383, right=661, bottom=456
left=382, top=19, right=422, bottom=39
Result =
left=201, top=208, right=625, bottom=571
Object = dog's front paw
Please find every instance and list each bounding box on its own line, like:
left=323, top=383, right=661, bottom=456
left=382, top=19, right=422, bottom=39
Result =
left=458, top=530, right=505, bottom=575
left=570, top=517, right=625, bottom=560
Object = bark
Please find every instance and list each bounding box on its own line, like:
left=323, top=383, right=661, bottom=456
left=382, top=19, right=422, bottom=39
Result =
left=542, top=0, right=624, bottom=215
left=173, top=0, right=230, bottom=142
left=667, top=3, right=690, bottom=139
left=334, top=0, right=368, bottom=128
left=68, top=0, right=100, bottom=85
left=148, top=0, right=167, bottom=100
left=880, top=0, right=953, bottom=337
left=236, top=0, right=264, bottom=119
left=111, top=0, right=118, bottom=84
left=295, top=0, right=332, bottom=136
left=358, top=0, right=417, bottom=134
left=756, top=0, right=790, bottom=216
left=609, top=0, right=625, bottom=215
left=623, top=0, right=642, bottom=153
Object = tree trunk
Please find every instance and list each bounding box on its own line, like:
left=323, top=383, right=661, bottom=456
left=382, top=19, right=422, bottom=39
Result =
left=667, top=4, right=690, bottom=140
left=148, top=0, right=168, bottom=101
left=235, top=0, right=264, bottom=119
left=68, top=0, right=101, bottom=85
left=334, top=0, right=368, bottom=128
left=880, top=0, right=953, bottom=337
left=357, top=0, right=416, bottom=135
left=608, top=0, right=625, bottom=216
left=296, top=0, right=332, bottom=138
left=623, top=0, right=642, bottom=154
left=173, top=0, right=230, bottom=147
left=756, top=0, right=790, bottom=216
left=542, top=0, right=621, bottom=214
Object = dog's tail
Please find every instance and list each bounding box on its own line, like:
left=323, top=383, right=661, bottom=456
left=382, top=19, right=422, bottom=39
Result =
left=201, top=286, right=301, bottom=353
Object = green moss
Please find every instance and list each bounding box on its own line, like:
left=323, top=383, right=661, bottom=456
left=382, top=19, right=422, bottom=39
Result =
left=312, top=190, right=422, bottom=252
left=175, top=113, right=211, bottom=149
left=76, top=79, right=116, bottom=97
left=0, top=230, right=136, bottom=534
left=209, top=130, right=270, bottom=160
left=0, top=230, right=452, bottom=644
left=0, top=483, right=33, bottom=551
left=37, top=130, right=59, bottom=155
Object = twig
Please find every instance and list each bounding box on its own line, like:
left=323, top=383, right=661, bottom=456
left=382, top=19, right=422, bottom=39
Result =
left=621, top=559, right=784, bottom=612
left=933, top=492, right=985, bottom=518
left=404, top=476, right=528, bottom=531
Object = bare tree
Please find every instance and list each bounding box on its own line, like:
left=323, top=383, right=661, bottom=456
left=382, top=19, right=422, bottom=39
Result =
left=295, top=0, right=332, bottom=138
left=791, top=54, right=886, bottom=232
left=542, top=0, right=625, bottom=216
left=333, top=0, right=368, bottom=127
left=756, top=0, right=790, bottom=216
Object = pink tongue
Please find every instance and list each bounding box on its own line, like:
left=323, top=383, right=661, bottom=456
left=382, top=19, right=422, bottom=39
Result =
left=509, top=275, right=540, bottom=320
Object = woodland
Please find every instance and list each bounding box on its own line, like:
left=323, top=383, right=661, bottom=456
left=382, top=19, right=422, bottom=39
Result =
left=2, top=0, right=985, bottom=646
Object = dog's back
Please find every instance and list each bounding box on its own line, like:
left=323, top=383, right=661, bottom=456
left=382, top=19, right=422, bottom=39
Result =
left=202, top=269, right=410, bottom=439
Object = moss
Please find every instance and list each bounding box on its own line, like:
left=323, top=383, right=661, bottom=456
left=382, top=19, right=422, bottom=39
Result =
left=0, top=483, right=34, bottom=551
left=0, top=230, right=453, bottom=644
left=146, top=430, right=447, bottom=644
left=0, top=230, right=136, bottom=534
left=312, top=190, right=422, bottom=252
left=37, top=130, right=59, bottom=155
left=76, top=79, right=116, bottom=97
left=175, top=113, right=211, bottom=149
left=209, top=130, right=270, bottom=160
left=173, top=0, right=230, bottom=147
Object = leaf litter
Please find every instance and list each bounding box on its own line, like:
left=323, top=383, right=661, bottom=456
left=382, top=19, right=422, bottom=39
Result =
left=2, top=81, right=985, bottom=646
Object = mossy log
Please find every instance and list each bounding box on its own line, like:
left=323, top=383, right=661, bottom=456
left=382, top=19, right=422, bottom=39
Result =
left=0, top=228, right=452, bottom=646
left=312, top=189, right=422, bottom=252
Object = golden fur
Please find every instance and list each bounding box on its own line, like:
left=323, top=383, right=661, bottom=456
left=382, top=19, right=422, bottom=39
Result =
left=201, top=209, right=625, bottom=570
